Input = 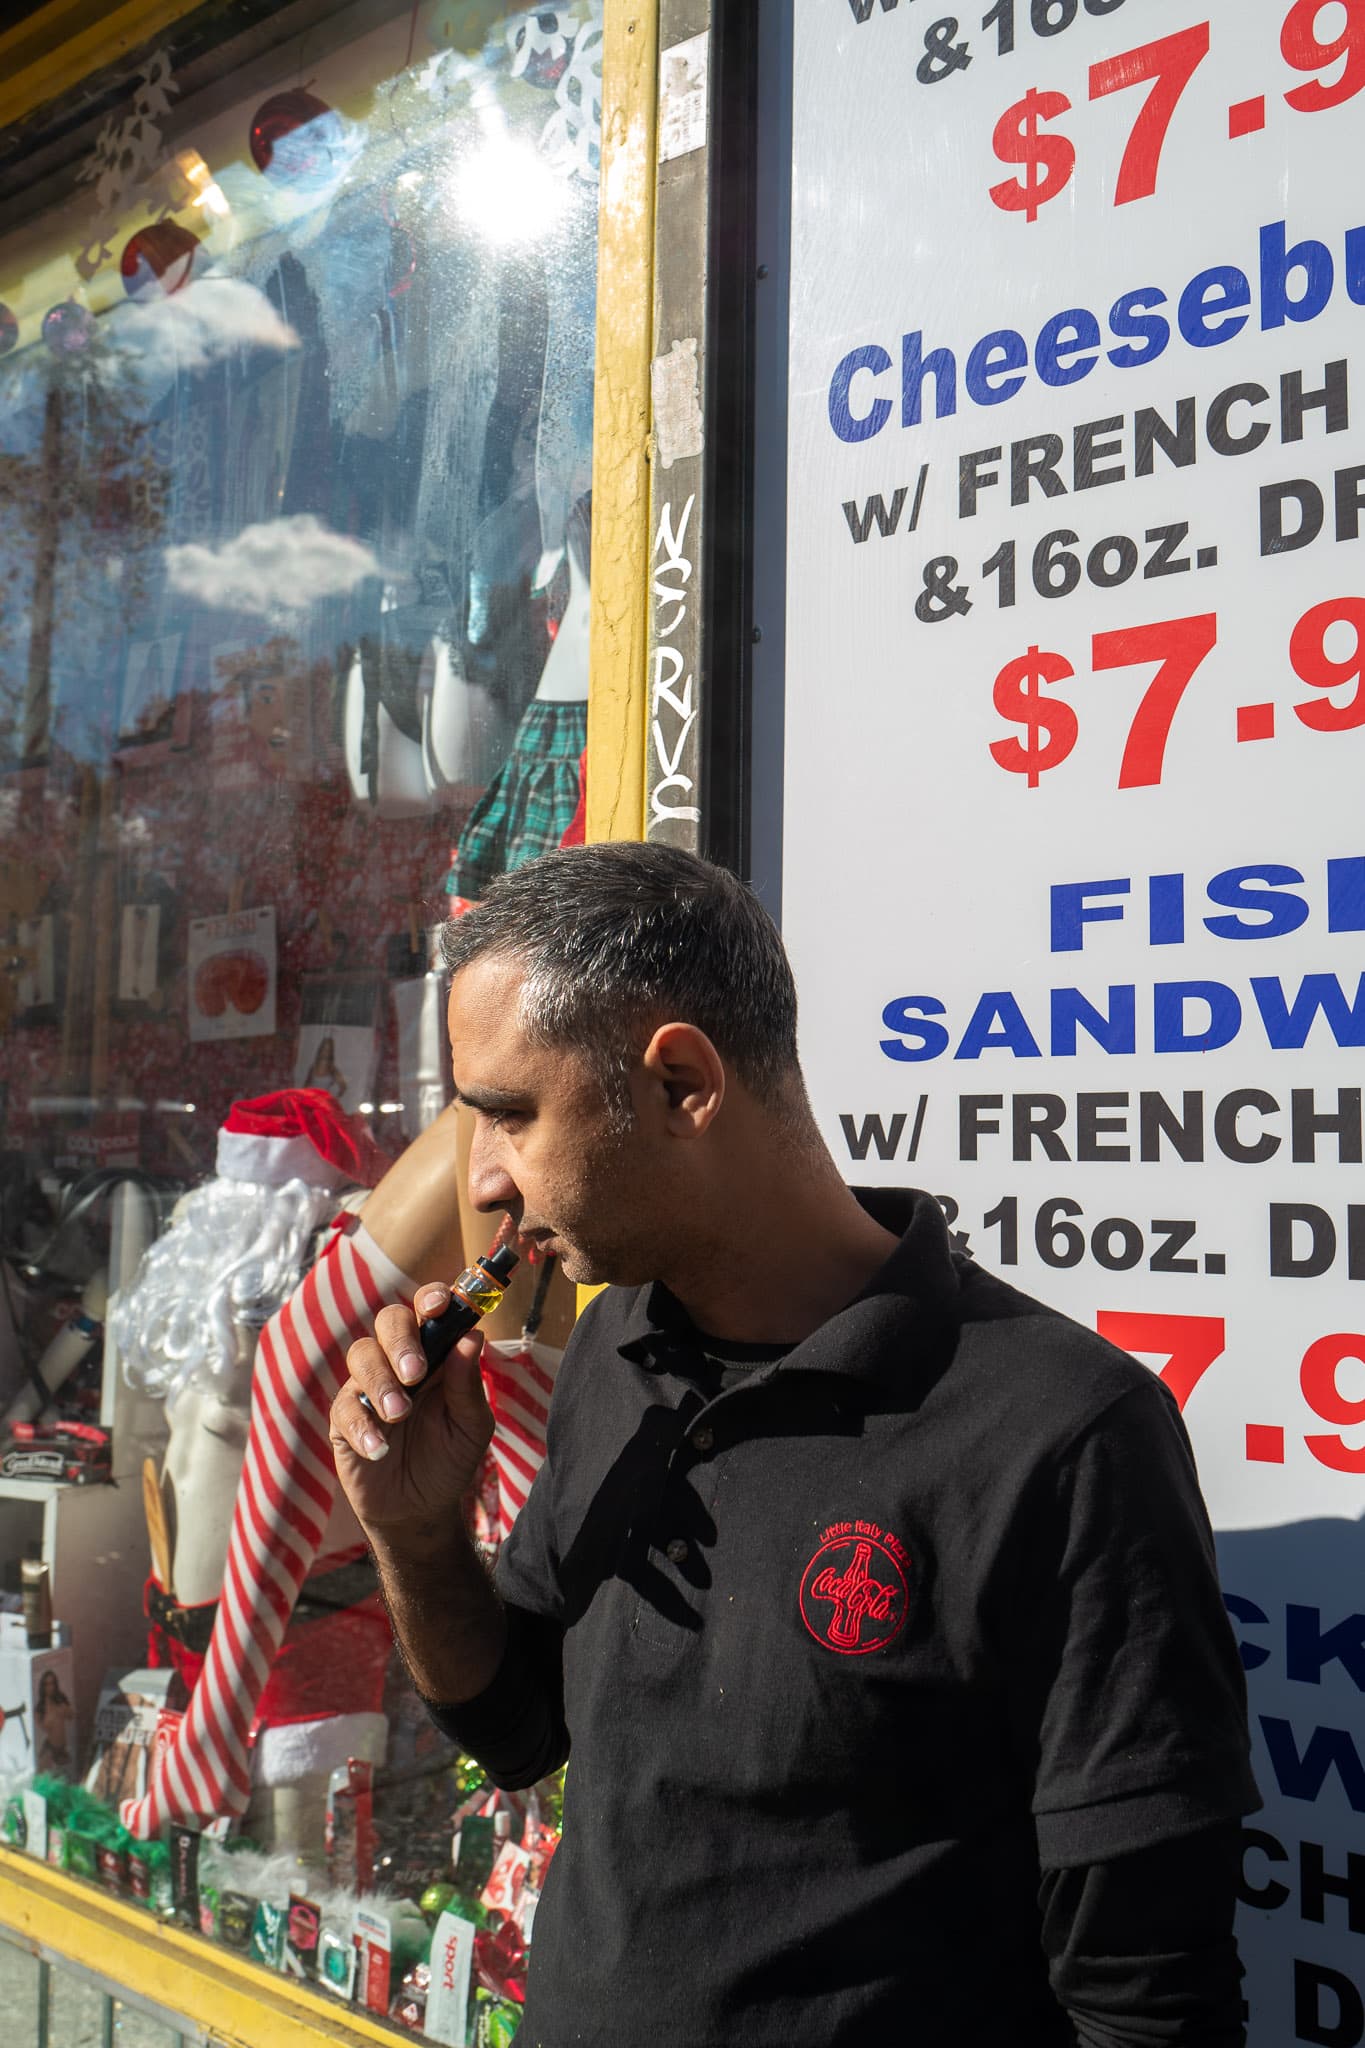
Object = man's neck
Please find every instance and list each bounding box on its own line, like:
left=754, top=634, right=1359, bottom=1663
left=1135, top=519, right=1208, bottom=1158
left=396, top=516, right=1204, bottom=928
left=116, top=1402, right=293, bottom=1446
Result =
left=660, top=1146, right=901, bottom=1346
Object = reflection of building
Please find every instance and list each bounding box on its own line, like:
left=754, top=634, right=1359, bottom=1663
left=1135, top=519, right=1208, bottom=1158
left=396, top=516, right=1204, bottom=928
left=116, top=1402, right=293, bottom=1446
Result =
left=119, top=637, right=176, bottom=742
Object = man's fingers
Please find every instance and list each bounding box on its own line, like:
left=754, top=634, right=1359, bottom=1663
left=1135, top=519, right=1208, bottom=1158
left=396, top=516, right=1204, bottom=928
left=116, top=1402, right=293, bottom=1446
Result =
left=345, top=1332, right=414, bottom=1424
left=373, top=1302, right=428, bottom=1387
left=331, top=1379, right=392, bottom=1463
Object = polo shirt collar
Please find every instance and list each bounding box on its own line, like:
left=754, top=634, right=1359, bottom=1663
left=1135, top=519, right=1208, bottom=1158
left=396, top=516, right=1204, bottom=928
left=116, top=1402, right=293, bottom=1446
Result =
left=616, top=1188, right=963, bottom=1390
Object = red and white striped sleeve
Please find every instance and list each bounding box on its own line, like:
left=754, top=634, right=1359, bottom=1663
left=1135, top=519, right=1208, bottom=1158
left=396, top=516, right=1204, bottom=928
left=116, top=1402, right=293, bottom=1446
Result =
left=121, top=1219, right=414, bottom=1838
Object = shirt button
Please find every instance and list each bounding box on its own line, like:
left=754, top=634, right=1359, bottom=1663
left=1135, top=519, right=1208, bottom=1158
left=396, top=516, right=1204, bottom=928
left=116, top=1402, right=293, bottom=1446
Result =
left=665, top=1538, right=689, bottom=1565
left=689, top=1426, right=715, bottom=1454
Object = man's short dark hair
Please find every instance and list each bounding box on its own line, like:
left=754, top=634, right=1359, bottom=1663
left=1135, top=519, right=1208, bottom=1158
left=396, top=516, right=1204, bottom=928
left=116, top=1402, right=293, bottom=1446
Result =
left=442, top=842, right=800, bottom=1112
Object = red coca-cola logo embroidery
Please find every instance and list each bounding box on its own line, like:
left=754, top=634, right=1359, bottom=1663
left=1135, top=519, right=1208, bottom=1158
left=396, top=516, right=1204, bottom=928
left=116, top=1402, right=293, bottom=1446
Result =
left=799, top=1520, right=910, bottom=1656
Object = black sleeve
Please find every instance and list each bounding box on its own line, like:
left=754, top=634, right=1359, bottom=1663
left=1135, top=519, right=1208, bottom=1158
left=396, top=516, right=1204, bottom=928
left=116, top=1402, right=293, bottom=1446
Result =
left=1039, top=1822, right=1246, bottom=2045
left=422, top=1601, right=569, bottom=1789
left=1004, top=1376, right=1261, bottom=1866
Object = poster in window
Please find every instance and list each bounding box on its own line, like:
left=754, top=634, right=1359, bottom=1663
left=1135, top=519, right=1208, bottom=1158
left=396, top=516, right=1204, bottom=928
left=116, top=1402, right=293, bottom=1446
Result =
left=187, top=906, right=277, bottom=1041
left=294, top=974, right=380, bottom=1116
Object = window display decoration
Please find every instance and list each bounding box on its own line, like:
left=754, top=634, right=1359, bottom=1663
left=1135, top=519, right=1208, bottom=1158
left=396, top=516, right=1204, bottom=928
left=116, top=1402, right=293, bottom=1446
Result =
left=41, top=301, right=97, bottom=355
left=0, top=304, right=17, bottom=356
left=119, top=221, right=200, bottom=300
left=248, top=89, right=348, bottom=189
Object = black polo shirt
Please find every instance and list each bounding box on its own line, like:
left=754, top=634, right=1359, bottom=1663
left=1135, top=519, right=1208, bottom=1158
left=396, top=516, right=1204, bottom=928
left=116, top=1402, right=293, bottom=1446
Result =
left=437, top=1190, right=1258, bottom=2046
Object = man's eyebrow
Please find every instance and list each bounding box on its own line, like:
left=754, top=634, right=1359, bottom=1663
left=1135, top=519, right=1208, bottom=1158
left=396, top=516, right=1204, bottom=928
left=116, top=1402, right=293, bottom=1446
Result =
left=451, top=1083, right=528, bottom=1112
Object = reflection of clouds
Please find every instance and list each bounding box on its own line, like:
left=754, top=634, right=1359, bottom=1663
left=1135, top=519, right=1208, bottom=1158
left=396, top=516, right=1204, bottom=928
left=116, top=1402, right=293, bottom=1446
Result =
left=107, top=276, right=298, bottom=393
left=166, top=513, right=382, bottom=615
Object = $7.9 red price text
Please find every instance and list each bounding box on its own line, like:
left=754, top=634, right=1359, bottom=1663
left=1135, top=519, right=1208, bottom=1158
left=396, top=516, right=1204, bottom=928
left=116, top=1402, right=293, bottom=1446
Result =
left=981, top=598, right=1365, bottom=790
left=937, top=1196, right=1365, bottom=1475
left=989, top=4, right=1365, bottom=225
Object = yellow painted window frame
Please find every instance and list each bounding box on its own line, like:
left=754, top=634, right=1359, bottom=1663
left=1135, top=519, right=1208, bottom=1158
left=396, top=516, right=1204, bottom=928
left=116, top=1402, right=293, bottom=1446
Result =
left=0, top=0, right=659, bottom=2028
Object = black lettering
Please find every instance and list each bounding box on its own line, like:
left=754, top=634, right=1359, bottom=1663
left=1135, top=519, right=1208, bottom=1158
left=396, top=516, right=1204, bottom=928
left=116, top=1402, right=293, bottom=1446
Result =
left=1261, top=480, right=1325, bottom=555
left=1271, top=1203, right=1337, bottom=1278
left=1335, top=465, right=1365, bottom=543
left=1139, top=1090, right=1205, bottom=1163
left=1076, top=1092, right=1130, bottom=1162
left=1293, top=1088, right=1364, bottom=1164
left=958, top=451, right=1001, bottom=520
left=839, top=1111, right=908, bottom=1162
left=1238, top=1827, right=1290, bottom=1911
left=1074, top=416, right=1125, bottom=491
left=1215, top=1088, right=1280, bottom=1163
left=1281, top=360, right=1350, bottom=443
left=1207, top=382, right=1270, bottom=456
left=843, top=488, right=909, bottom=543
left=1144, top=521, right=1192, bottom=578
left=959, top=1096, right=1003, bottom=1162
left=1012, top=1094, right=1070, bottom=1163
left=1149, top=1220, right=1198, bottom=1274
left=1134, top=398, right=1196, bottom=477
left=1300, top=1839, right=1365, bottom=1936
left=1010, top=434, right=1066, bottom=507
left=1293, top=1958, right=1364, bottom=2048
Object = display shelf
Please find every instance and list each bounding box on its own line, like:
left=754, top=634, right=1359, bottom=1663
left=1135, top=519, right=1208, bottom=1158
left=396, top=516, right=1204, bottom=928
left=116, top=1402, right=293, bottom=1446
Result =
left=0, top=1848, right=406, bottom=2048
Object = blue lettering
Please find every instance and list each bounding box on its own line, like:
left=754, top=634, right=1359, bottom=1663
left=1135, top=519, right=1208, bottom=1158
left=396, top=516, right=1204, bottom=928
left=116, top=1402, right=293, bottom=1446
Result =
left=902, top=331, right=957, bottom=427
left=1106, top=288, right=1170, bottom=370
left=1177, top=266, right=1251, bottom=348
left=829, top=344, right=892, bottom=444
left=1153, top=981, right=1242, bottom=1052
left=879, top=997, right=950, bottom=1063
left=1035, top=307, right=1101, bottom=388
left=1252, top=973, right=1365, bottom=1050
left=1050, top=986, right=1137, bottom=1056
left=1204, top=865, right=1309, bottom=940
left=1261, top=220, right=1335, bottom=330
left=1328, top=856, right=1365, bottom=932
left=955, top=992, right=1042, bottom=1060
left=964, top=329, right=1027, bottom=407
left=1149, top=873, right=1185, bottom=946
left=1050, top=878, right=1129, bottom=952
left=1260, top=1715, right=1365, bottom=1812
left=1285, top=1606, right=1365, bottom=1692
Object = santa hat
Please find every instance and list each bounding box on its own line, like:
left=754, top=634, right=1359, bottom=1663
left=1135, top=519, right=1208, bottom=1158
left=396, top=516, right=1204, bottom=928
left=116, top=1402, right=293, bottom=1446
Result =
left=214, top=1088, right=388, bottom=1192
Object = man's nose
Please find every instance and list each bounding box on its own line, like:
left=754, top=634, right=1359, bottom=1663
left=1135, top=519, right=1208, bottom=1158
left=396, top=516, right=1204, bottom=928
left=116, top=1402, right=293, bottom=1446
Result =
left=467, top=1127, right=520, bottom=1216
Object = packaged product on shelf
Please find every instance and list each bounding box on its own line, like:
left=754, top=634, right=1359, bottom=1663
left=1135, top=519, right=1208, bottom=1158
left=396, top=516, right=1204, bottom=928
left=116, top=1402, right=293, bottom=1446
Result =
left=390, top=1961, right=431, bottom=2032
left=284, top=1883, right=322, bottom=1977
left=324, top=1756, right=375, bottom=1891
left=424, top=1906, right=477, bottom=2047
left=316, top=1922, right=357, bottom=2001
left=249, top=1897, right=286, bottom=1971
left=471, top=1989, right=522, bottom=2048
left=353, top=1904, right=392, bottom=2015
left=169, top=1824, right=200, bottom=1927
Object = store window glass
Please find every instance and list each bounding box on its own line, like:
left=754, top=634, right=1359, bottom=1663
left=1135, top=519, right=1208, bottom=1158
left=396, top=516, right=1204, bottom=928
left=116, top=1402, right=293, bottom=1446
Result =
left=0, top=3, right=597, bottom=2037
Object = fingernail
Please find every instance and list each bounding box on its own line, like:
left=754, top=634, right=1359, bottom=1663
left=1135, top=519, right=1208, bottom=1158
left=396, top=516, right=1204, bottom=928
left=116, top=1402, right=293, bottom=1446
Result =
left=395, top=1349, right=425, bottom=1385
left=361, top=1429, right=389, bottom=1460
left=415, top=1288, right=446, bottom=1315
left=381, top=1389, right=410, bottom=1422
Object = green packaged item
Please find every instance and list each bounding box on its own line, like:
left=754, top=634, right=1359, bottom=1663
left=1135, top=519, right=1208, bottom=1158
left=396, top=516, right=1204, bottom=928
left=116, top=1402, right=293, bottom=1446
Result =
left=317, top=1925, right=357, bottom=2001
left=454, top=1814, right=497, bottom=1893
left=64, top=1829, right=98, bottom=1879
left=472, top=1988, right=521, bottom=2047
left=420, top=1880, right=457, bottom=1920
left=250, top=1898, right=286, bottom=1970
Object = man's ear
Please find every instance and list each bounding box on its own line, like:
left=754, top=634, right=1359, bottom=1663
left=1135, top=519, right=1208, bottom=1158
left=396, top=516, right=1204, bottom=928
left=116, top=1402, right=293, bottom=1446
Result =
left=637, top=1022, right=725, bottom=1136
